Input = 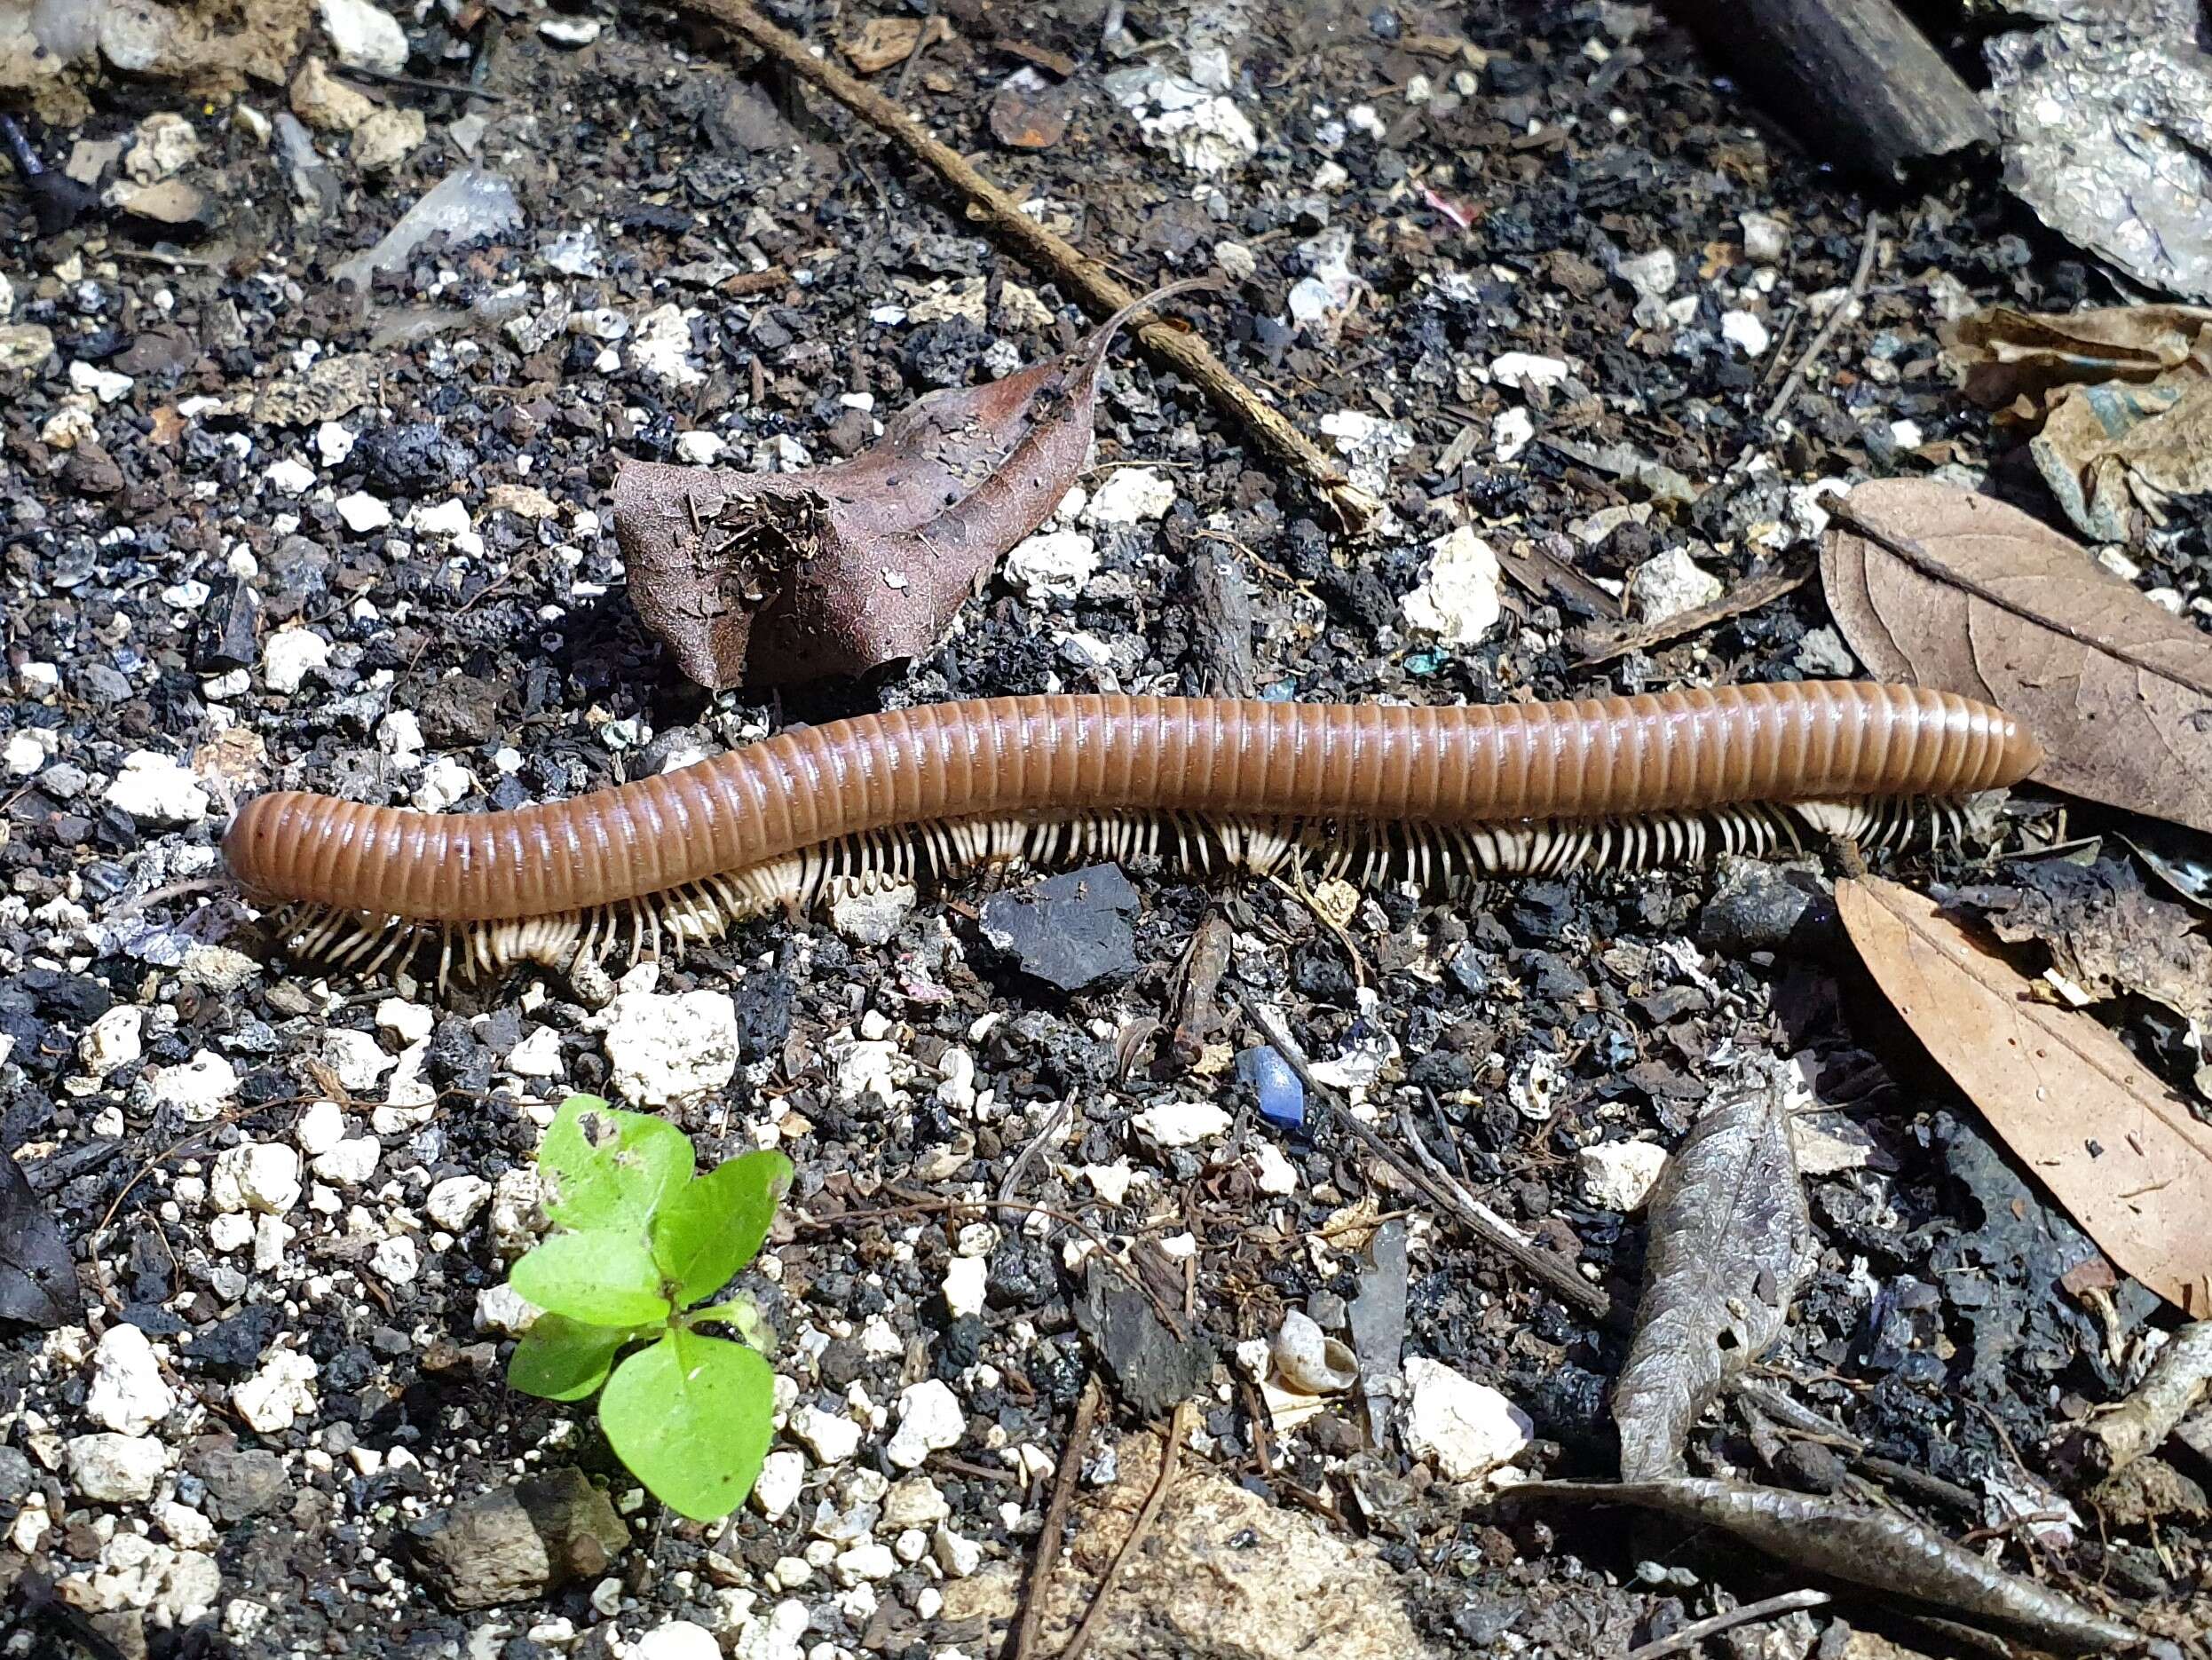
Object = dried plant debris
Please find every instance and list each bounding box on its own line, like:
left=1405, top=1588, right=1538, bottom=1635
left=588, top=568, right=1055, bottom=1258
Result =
left=1836, top=876, right=2212, bottom=1313
left=2063, top=1321, right=2212, bottom=1483
left=1614, top=1060, right=1812, bottom=1482
left=1510, top=1478, right=2142, bottom=1655
left=1952, top=857, right=2212, bottom=1067
left=1823, top=478, right=2212, bottom=836
left=0, top=1150, right=80, bottom=1330
left=1942, top=303, right=2212, bottom=541
left=614, top=281, right=1214, bottom=689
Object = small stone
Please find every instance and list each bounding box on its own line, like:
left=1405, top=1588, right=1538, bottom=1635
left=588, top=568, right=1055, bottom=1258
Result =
left=80, top=1006, right=145, bottom=1078
left=505, top=1025, right=563, bottom=1078
left=931, top=1524, right=982, bottom=1578
left=105, top=750, right=210, bottom=825
left=107, top=178, right=219, bottom=239
left=125, top=113, right=200, bottom=183
left=1721, top=310, right=1771, bottom=357
left=979, top=864, right=1139, bottom=992
left=321, top=0, right=409, bottom=74
left=1616, top=249, right=1678, bottom=299
left=751, top=1449, right=805, bottom=1521
left=335, top=491, right=392, bottom=533
left=1081, top=468, right=1177, bottom=526
left=406, top=1468, right=628, bottom=1613
left=1005, top=529, right=1098, bottom=599
left=413, top=498, right=474, bottom=541
left=1626, top=547, right=1724, bottom=623
left=66, top=1433, right=168, bottom=1503
left=317, top=421, right=356, bottom=464
left=140, top=1051, right=239, bottom=1121
left=352, top=106, right=426, bottom=173
left=312, top=1137, right=381, bottom=1187
left=475, top=1283, right=540, bottom=1334
left=833, top=1542, right=897, bottom=1585
left=634, top=1621, right=717, bottom=1660
left=0, top=323, right=55, bottom=373
left=371, top=1235, right=420, bottom=1285
left=539, top=14, right=604, bottom=46
left=209, top=1142, right=303, bottom=1216
left=1249, top=1141, right=1299, bottom=1196
left=426, top=1174, right=491, bottom=1231
left=1132, top=1101, right=1232, bottom=1148
left=943, top=1257, right=988, bottom=1320
left=630, top=304, right=705, bottom=390
left=1402, top=1357, right=1531, bottom=1482
left=291, top=55, right=378, bottom=131
left=1401, top=526, right=1500, bottom=646
left=675, top=429, right=726, bottom=465
left=884, top=1379, right=964, bottom=1470
left=295, top=1100, right=345, bottom=1156
left=1577, top=1141, right=1671, bottom=1212
left=265, top=457, right=317, bottom=495
left=85, top=1324, right=175, bottom=1437
left=788, top=1406, right=863, bottom=1466
left=1739, top=210, right=1788, bottom=263
left=319, top=1028, right=395, bottom=1092
left=232, top=1348, right=318, bottom=1434
left=831, top=881, right=916, bottom=947
left=262, top=627, right=331, bottom=693
left=597, top=979, right=740, bottom=1106
left=1489, top=352, right=1571, bottom=391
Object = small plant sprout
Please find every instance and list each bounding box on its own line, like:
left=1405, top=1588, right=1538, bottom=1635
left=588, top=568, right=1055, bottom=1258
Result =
left=506, top=1095, right=792, bottom=1522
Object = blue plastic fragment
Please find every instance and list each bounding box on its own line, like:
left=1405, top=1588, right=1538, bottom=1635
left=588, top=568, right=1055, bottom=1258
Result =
left=1237, top=1045, right=1306, bottom=1131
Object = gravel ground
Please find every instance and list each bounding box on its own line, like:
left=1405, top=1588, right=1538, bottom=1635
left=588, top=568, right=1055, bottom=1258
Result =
left=3, top=3, right=2209, bottom=1658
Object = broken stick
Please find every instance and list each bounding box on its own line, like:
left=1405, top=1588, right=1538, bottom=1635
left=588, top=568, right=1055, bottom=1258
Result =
left=673, top=0, right=1382, bottom=534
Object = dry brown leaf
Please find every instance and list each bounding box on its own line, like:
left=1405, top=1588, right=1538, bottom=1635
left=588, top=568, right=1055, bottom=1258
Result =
left=1940, top=303, right=2212, bottom=417
left=838, top=14, right=951, bottom=75
left=613, top=281, right=1213, bottom=690
left=1835, top=874, right=2212, bottom=1313
left=1822, top=478, right=2212, bottom=835
left=1614, top=1060, right=1812, bottom=1482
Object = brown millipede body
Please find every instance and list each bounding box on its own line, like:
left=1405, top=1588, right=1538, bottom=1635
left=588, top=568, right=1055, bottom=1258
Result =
left=222, top=682, right=2041, bottom=991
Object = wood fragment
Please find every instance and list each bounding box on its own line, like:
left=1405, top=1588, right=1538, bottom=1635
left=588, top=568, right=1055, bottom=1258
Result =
left=2065, top=1321, right=2212, bottom=1480
left=670, top=0, right=1380, bottom=532
left=1625, top=1589, right=1832, bottom=1660
left=1668, top=0, right=1994, bottom=180
left=1010, top=1373, right=1101, bottom=1660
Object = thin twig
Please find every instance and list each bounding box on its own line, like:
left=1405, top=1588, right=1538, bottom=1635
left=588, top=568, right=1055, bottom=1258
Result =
left=1061, top=1401, right=1197, bottom=1660
left=1010, top=1374, right=1102, bottom=1660
left=332, top=63, right=510, bottom=102
left=892, top=0, right=937, bottom=101
left=669, top=0, right=1379, bottom=534
left=1232, top=986, right=1615, bottom=1321
left=1763, top=212, right=1881, bottom=429
left=1625, top=1590, right=1831, bottom=1660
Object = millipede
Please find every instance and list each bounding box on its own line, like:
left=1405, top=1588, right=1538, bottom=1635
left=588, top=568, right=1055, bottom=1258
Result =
left=221, top=681, right=2042, bottom=995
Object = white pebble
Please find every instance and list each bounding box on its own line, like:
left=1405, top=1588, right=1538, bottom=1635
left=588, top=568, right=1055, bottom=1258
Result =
left=1578, top=1142, right=1670, bottom=1213
left=261, top=627, right=330, bottom=694
left=66, top=1433, right=168, bottom=1503
left=85, top=1324, right=175, bottom=1437
left=232, top=1348, right=318, bottom=1434
left=209, top=1143, right=302, bottom=1216
left=426, top=1174, right=491, bottom=1232
left=1402, top=1358, right=1531, bottom=1482
left=884, top=1379, right=964, bottom=1470
left=942, top=1257, right=988, bottom=1321
left=104, top=750, right=209, bottom=826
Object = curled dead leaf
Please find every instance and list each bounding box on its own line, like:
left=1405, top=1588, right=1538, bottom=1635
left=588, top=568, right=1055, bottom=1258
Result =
left=1614, top=1059, right=1812, bottom=1482
left=1940, top=303, right=2212, bottom=418
left=1511, top=1478, right=2140, bottom=1655
left=614, top=280, right=1217, bottom=689
left=1822, top=478, right=2212, bottom=836
left=1836, top=875, right=2212, bottom=1313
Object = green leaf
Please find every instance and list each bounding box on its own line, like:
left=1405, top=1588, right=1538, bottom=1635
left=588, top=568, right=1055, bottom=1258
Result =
left=510, top=1232, right=671, bottom=1327
left=509, top=1313, right=635, bottom=1402
left=651, top=1150, right=794, bottom=1307
left=601, top=1329, right=776, bottom=1522
left=538, top=1095, right=691, bottom=1235
left=687, top=1296, right=773, bottom=1352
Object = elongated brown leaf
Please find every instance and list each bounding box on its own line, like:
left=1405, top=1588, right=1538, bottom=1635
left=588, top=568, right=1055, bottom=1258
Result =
left=1823, top=478, right=2212, bottom=835
left=614, top=280, right=1215, bottom=689
left=1836, top=875, right=2212, bottom=1313
left=1614, top=1060, right=1811, bottom=1482
left=1511, top=1478, right=2140, bottom=1655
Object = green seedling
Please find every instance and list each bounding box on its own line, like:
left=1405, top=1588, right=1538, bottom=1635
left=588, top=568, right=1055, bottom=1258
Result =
left=505, top=1094, right=792, bottom=1522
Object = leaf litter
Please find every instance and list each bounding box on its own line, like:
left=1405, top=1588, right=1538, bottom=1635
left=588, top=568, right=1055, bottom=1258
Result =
left=613, top=279, right=1219, bottom=689
left=1822, top=477, right=2212, bottom=836
left=1836, top=875, right=2212, bottom=1314
left=1614, top=1057, right=1813, bottom=1482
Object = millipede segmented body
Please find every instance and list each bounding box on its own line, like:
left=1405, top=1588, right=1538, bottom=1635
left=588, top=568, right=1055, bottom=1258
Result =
left=221, top=683, right=2042, bottom=987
